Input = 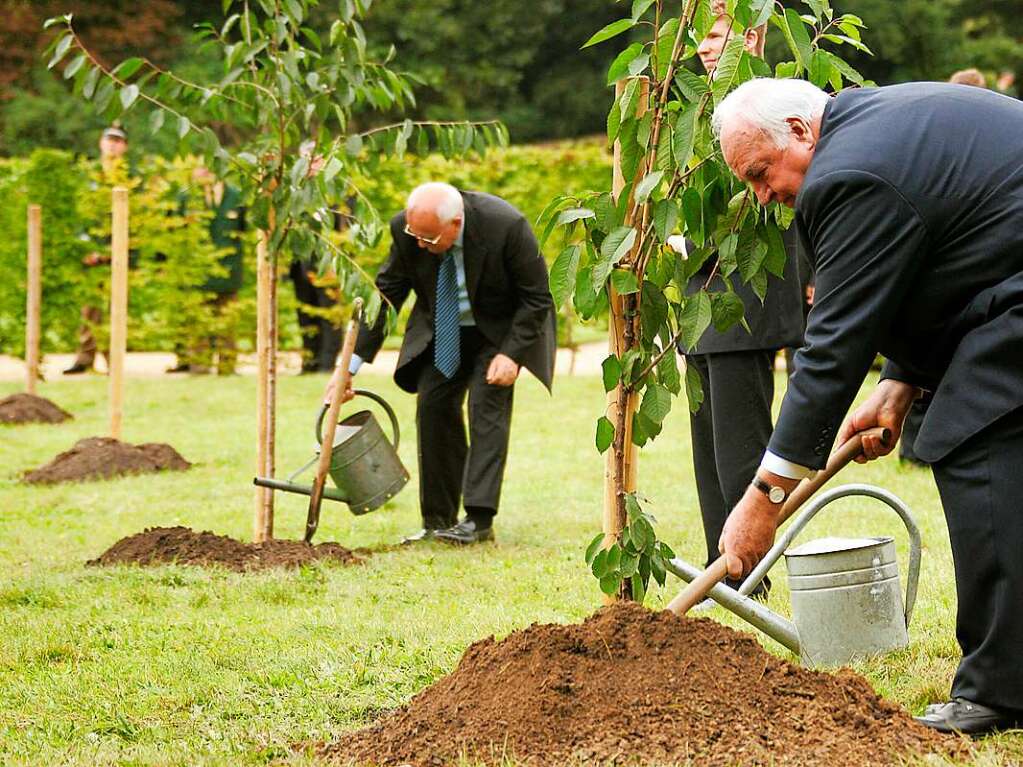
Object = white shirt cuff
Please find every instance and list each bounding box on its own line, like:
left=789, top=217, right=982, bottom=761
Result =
left=348, top=353, right=363, bottom=375
left=760, top=450, right=814, bottom=480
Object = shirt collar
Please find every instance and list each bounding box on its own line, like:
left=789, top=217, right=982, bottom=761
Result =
left=454, top=215, right=465, bottom=250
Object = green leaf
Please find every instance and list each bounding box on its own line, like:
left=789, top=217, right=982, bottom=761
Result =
left=674, top=68, right=709, bottom=102
left=602, top=355, right=622, bottom=393
left=634, top=170, right=663, bottom=203
left=585, top=533, right=605, bottom=566
left=651, top=553, right=667, bottom=586
left=782, top=8, right=813, bottom=70
left=177, top=116, right=190, bottom=139
left=808, top=49, right=833, bottom=89
left=82, top=66, right=100, bottom=99
left=711, top=291, right=745, bottom=332
left=607, top=42, right=645, bottom=84
left=48, top=34, right=73, bottom=69
left=119, top=84, right=140, bottom=109
left=711, top=37, right=747, bottom=104
left=631, top=573, right=646, bottom=604
left=601, top=226, right=637, bottom=265
left=345, top=134, right=363, bottom=156
left=557, top=207, right=596, bottom=226
left=658, top=349, right=682, bottom=394
left=653, top=199, right=679, bottom=243
left=678, top=291, right=713, bottom=351
left=582, top=18, right=637, bottom=48
left=114, top=57, right=144, bottom=79
left=751, top=269, right=768, bottom=303
left=619, top=77, right=640, bottom=122
left=682, top=187, right=703, bottom=246
left=610, top=269, right=639, bottom=296
left=631, top=0, right=656, bottom=21
left=802, top=0, right=825, bottom=19
left=628, top=54, right=650, bottom=77
left=595, top=416, right=615, bottom=454
left=672, top=102, right=699, bottom=169
left=591, top=549, right=609, bottom=578
left=606, top=98, right=624, bottom=146
left=640, top=383, right=672, bottom=425
left=44, top=14, right=72, bottom=30
left=684, top=359, right=705, bottom=413
left=625, top=493, right=643, bottom=522
left=550, top=244, right=582, bottom=307
left=63, top=54, right=86, bottom=79
left=718, top=233, right=739, bottom=276
left=149, top=108, right=165, bottom=134
left=751, top=0, right=774, bottom=27
left=640, top=280, right=669, bottom=345
left=599, top=573, right=622, bottom=596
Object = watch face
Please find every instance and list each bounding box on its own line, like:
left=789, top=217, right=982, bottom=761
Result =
left=769, top=486, right=786, bottom=504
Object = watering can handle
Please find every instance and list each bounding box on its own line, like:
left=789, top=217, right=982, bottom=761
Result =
left=666, top=426, right=891, bottom=616
left=315, top=389, right=401, bottom=451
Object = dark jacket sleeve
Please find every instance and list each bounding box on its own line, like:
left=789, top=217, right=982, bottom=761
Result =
left=499, top=217, right=555, bottom=364
left=354, top=219, right=414, bottom=363
left=769, top=171, right=930, bottom=469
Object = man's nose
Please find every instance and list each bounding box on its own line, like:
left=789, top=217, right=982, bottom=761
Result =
left=753, top=183, right=773, bottom=206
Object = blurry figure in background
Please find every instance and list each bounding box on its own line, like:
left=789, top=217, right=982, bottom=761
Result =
left=169, top=165, right=245, bottom=375
left=64, top=124, right=128, bottom=375
left=996, top=70, right=1017, bottom=97
left=949, top=68, right=987, bottom=88
left=290, top=140, right=342, bottom=373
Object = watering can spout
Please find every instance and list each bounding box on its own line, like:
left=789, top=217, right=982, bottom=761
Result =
left=664, top=558, right=801, bottom=655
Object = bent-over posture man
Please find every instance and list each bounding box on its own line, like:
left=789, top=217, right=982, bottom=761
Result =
left=682, top=2, right=805, bottom=599
left=713, top=78, right=1023, bottom=734
left=344, top=182, right=556, bottom=545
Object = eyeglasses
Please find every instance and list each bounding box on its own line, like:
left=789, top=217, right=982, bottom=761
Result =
left=403, top=223, right=443, bottom=245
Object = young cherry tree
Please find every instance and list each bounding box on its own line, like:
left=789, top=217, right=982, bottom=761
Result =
left=44, top=0, right=507, bottom=539
left=540, top=0, right=871, bottom=601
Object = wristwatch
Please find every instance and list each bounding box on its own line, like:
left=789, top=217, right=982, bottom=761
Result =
left=751, top=475, right=788, bottom=504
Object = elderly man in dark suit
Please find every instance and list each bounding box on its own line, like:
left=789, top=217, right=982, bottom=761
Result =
left=711, top=78, right=1023, bottom=734
left=680, top=2, right=806, bottom=601
left=343, top=182, right=556, bottom=545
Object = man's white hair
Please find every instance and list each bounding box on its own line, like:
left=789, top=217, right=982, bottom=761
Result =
left=406, top=182, right=464, bottom=224
left=712, top=78, right=830, bottom=148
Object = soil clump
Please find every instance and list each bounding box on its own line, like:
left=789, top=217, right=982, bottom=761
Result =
left=0, top=393, right=72, bottom=424
left=88, top=526, right=362, bottom=571
left=324, top=602, right=969, bottom=767
left=23, top=437, right=190, bottom=484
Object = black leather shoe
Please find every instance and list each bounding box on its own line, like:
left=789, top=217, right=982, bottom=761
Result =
left=915, top=698, right=1020, bottom=735
left=63, top=362, right=89, bottom=375
left=434, top=518, right=494, bottom=545
left=400, top=528, right=440, bottom=545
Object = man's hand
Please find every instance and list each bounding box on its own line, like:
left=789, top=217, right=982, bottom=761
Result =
left=82, top=252, right=106, bottom=267
left=486, top=353, right=519, bottom=386
left=836, top=379, right=920, bottom=463
left=323, top=375, right=355, bottom=406
left=719, top=484, right=785, bottom=580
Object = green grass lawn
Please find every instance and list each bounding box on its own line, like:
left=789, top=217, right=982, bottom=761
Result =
left=1, top=371, right=1021, bottom=766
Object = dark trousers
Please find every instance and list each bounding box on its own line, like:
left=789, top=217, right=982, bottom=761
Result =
left=932, top=406, right=1023, bottom=711
left=415, top=326, right=514, bottom=529
left=686, top=350, right=776, bottom=570
left=72, top=304, right=106, bottom=368
left=289, top=260, right=342, bottom=372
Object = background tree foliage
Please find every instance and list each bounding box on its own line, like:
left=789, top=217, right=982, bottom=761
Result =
left=3, top=0, right=1021, bottom=156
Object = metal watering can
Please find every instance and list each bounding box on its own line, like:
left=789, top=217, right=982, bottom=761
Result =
left=253, top=388, right=410, bottom=537
left=666, top=484, right=921, bottom=667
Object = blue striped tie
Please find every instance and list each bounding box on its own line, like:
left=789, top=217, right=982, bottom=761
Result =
left=434, top=251, right=460, bottom=378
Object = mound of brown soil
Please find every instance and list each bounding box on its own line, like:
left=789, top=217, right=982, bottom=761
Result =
left=0, top=393, right=72, bottom=424
left=324, top=602, right=968, bottom=767
left=23, top=437, right=190, bottom=484
left=88, top=526, right=362, bottom=571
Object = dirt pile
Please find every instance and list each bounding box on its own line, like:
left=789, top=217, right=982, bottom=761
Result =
left=0, top=393, right=72, bottom=424
left=88, top=526, right=362, bottom=571
left=23, top=437, right=190, bottom=484
left=324, top=602, right=968, bottom=767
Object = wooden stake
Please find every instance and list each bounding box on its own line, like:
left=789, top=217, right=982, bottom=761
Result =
left=254, top=229, right=274, bottom=542
left=603, top=80, right=648, bottom=601
left=108, top=188, right=129, bottom=440
left=25, top=205, right=42, bottom=395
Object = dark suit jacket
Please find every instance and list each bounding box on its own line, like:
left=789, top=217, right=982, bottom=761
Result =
left=771, top=82, right=1023, bottom=468
left=355, top=190, right=557, bottom=393
left=686, top=226, right=807, bottom=353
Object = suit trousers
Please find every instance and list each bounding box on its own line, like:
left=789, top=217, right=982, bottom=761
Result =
left=686, top=350, right=776, bottom=568
left=415, top=326, right=514, bottom=529
left=931, top=405, right=1023, bottom=712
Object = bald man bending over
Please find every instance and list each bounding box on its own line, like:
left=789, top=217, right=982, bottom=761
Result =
left=343, top=183, right=556, bottom=545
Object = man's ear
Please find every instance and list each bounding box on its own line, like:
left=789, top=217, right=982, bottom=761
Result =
left=743, top=27, right=760, bottom=55
left=785, top=116, right=815, bottom=147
